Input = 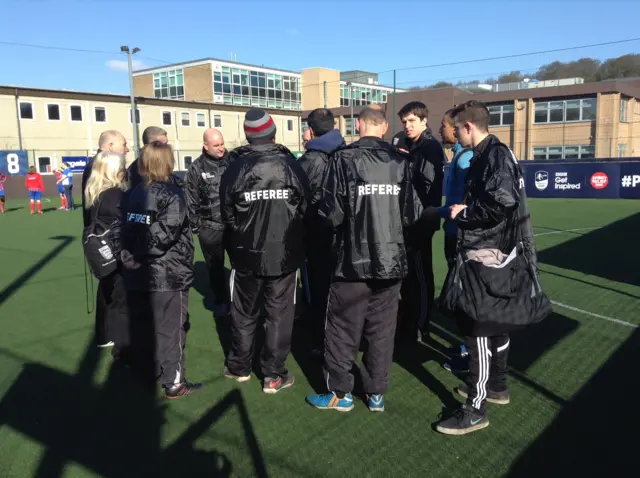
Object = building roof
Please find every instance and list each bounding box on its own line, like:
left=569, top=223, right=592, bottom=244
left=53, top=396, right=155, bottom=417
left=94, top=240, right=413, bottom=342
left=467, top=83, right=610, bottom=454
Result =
left=132, top=57, right=301, bottom=76
left=0, top=84, right=301, bottom=117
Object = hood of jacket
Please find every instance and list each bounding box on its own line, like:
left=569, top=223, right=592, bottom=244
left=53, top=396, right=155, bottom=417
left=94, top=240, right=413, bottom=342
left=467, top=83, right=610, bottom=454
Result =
left=306, top=129, right=345, bottom=154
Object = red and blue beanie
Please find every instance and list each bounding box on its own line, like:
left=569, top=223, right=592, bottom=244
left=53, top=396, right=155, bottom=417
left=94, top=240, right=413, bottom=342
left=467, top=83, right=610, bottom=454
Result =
left=244, top=108, right=277, bottom=142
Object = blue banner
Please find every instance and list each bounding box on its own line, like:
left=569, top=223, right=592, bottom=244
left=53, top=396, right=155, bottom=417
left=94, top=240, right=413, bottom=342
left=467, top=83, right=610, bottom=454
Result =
left=619, top=163, right=640, bottom=199
left=62, top=156, right=89, bottom=173
left=523, top=163, right=621, bottom=199
left=0, top=150, right=28, bottom=176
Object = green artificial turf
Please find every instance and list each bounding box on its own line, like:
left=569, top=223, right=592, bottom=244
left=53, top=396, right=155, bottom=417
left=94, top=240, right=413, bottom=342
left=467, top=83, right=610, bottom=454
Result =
left=0, top=198, right=638, bottom=477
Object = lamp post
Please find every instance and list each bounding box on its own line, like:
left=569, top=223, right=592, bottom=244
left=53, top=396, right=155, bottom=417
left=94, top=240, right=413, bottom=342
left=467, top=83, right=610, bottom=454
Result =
left=121, top=45, right=141, bottom=154
left=347, top=81, right=354, bottom=143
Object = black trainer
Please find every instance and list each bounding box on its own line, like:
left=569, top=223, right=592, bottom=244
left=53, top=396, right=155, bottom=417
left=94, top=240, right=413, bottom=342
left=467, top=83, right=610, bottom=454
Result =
left=455, top=384, right=510, bottom=405
left=443, top=355, right=470, bottom=374
left=436, top=404, right=489, bottom=435
left=164, top=381, right=203, bottom=399
left=263, top=372, right=295, bottom=394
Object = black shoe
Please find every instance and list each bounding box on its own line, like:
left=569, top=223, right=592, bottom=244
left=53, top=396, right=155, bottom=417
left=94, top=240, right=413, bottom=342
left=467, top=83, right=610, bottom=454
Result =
left=436, top=404, right=489, bottom=436
left=164, top=381, right=203, bottom=399
left=443, top=355, right=470, bottom=374
left=263, top=372, right=295, bottom=394
left=455, top=384, right=510, bottom=405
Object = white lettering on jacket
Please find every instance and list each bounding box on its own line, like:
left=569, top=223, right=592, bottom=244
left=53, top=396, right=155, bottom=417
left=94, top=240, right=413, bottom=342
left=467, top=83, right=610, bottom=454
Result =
left=126, top=212, right=151, bottom=225
left=357, top=184, right=401, bottom=196
left=243, top=189, right=290, bottom=202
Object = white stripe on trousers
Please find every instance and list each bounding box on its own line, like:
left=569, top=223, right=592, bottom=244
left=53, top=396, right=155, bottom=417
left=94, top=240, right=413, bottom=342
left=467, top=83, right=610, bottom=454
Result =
left=414, top=251, right=428, bottom=328
left=174, top=292, right=185, bottom=385
left=229, top=269, right=236, bottom=303
left=473, top=337, right=490, bottom=410
left=294, top=270, right=299, bottom=305
left=497, top=339, right=510, bottom=353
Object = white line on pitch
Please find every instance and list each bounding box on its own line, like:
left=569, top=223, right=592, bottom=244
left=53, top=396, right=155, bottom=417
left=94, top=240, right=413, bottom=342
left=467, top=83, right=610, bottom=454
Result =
left=551, top=300, right=638, bottom=328
left=534, top=227, right=601, bottom=237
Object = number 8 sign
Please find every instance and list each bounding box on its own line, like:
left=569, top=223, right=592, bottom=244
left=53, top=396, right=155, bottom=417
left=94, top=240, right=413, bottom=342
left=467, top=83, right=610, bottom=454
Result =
left=0, top=150, right=28, bottom=176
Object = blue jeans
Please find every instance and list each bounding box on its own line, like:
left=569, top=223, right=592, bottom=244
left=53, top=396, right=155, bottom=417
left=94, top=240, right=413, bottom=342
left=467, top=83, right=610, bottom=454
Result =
left=64, top=185, right=74, bottom=210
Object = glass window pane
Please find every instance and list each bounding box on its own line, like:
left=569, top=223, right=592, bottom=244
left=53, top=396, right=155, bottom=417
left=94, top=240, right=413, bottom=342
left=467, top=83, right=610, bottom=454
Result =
left=162, top=112, right=172, bottom=125
left=177, top=86, right=184, bottom=97
left=502, top=112, right=514, bottom=125
left=170, top=86, right=177, bottom=97
left=20, top=102, right=33, bottom=119
left=223, top=84, right=231, bottom=94
left=535, top=103, right=548, bottom=110
left=502, top=104, right=515, bottom=112
left=564, top=146, right=579, bottom=159
left=550, top=108, right=563, bottom=122
left=233, top=85, right=241, bottom=95
left=259, top=77, right=266, bottom=87
left=534, top=110, right=548, bottom=123
left=251, top=87, right=259, bottom=97
left=70, top=105, right=82, bottom=121
left=533, top=153, right=547, bottom=160
left=48, top=104, right=60, bottom=120
left=214, top=83, right=222, bottom=93
left=581, top=99, right=597, bottom=121
left=95, top=107, right=106, bottom=122
left=489, top=113, right=501, bottom=126
left=251, top=76, right=259, bottom=87
left=565, top=106, right=580, bottom=122
left=214, top=72, right=221, bottom=82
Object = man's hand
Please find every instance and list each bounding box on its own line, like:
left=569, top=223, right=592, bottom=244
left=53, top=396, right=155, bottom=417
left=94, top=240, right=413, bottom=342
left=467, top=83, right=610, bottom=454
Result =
left=449, top=204, right=467, bottom=219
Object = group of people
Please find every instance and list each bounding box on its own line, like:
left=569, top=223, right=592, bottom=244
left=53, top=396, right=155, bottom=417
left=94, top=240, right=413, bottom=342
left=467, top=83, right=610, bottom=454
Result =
left=0, top=163, right=74, bottom=215
left=81, top=99, right=546, bottom=435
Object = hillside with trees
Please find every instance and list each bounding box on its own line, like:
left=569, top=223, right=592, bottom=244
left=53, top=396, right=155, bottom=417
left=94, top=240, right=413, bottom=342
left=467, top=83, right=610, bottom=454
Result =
left=407, top=54, right=640, bottom=90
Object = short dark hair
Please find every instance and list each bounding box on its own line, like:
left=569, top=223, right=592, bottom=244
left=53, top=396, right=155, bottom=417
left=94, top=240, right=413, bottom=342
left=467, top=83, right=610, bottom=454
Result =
left=142, top=126, right=168, bottom=145
left=443, top=108, right=456, bottom=126
left=398, top=101, right=429, bottom=121
left=307, top=108, right=335, bottom=137
left=451, top=100, right=490, bottom=132
left=358, top=107, right=387, bottom=125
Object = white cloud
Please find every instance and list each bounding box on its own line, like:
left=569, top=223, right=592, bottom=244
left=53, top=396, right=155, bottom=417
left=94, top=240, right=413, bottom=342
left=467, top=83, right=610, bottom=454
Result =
left=106, top=59, right=150, bottom=72
left=285, top=28, right=299, bottom=36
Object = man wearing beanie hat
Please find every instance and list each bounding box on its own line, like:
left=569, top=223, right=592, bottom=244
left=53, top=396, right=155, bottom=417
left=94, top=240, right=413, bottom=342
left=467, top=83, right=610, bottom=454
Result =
left=220, top=108, right=311, bottom=394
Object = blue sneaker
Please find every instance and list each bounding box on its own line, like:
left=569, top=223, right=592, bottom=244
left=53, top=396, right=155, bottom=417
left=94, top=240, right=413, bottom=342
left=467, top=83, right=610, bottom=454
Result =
left=306, top=392, right=354, bottom=412
left=366, top=394, right=385, bottom=412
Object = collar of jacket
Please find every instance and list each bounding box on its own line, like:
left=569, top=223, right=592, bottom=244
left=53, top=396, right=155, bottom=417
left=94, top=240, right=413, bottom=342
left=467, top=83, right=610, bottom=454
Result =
left=472, top=134, right=499, bottom=158
left=352, top=136, right=389, bottom=149
left=200, top=147, right=229, bottom=162
left=409, top=129, right=433, bottom=151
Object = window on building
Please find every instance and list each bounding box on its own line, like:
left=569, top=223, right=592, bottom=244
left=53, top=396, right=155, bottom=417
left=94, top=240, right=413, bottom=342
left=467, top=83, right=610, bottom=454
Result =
left=488, top=104, right=514, bottom=126
left=184, top=156, right=193, bottom=169
left=345, top=117, right=358, bottom=136
left=287, top=119, right=294, bottom=131
left=69, top=105, right=83, bottom=122
left=213, top=114, right=222, bottom=128
left=196, top=113, right=206, bottom=128
left=19, top=102, right=34, bottom=120
left=37, top=157, right=51, bottom=173
left=533, top=144, right=595, bottom=160
left=340, top=83, right=394, bottom=107
left=618, top=144, right=627, bottom=158
left=534, top=98, right=597, bottom=123
left=94, top=107, right=107, bottom=123
left=47, top=104, right=61, bottom=121
left=620, top=98, right=629, bottom=123
left=129, top=108, right=140, bottom=124
left=181, top=112, right=190, bottom=127
left=153, top=69, right=185, bottom=99
left=162, top=111, right=172, bottom=126
left=213, top=65, right=301, bottom=110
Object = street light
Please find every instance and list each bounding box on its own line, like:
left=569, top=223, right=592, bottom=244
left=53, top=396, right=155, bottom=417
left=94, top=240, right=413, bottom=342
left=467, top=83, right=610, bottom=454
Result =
left=346, top=81, right=354, bottom=143
left=121, top=45, right=141, bottom=154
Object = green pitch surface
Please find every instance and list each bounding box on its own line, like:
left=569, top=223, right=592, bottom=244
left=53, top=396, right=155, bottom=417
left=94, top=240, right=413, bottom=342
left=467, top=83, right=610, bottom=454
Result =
left=0, top=198, right=638, bottom=477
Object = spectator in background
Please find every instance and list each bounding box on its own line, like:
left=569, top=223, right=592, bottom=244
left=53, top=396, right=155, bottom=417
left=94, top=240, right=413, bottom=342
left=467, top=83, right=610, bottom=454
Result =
left=298, top=108, right=345, bottom=357
left=54, top=167, right=68, bottom=210
left=128, top=126, right=169, bottom=189
left=84, top=151, right=130, bottom=352
left=61, top=162, right=75, bottom=211
left=184, top=128, right=232, bottom=318
left=83, top=130, right=129, bottom=226
left=24, top=166, right=45, bottom=215
left=0, top=172, right=6, bottom=214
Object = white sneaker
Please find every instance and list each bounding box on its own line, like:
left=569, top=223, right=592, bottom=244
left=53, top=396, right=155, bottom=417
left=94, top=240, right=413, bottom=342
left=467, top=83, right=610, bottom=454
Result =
left=97, top=341, right=115, bottom=348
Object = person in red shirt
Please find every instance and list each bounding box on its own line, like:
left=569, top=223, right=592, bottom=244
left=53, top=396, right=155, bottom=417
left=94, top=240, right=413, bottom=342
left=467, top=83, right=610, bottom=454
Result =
left=24, top=166, right=45, bottom=215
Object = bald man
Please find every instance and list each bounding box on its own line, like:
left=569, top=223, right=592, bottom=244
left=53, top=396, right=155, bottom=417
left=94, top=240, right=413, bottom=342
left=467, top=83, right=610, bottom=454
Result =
left=184, top=128, right=232, bottom=317
left=82, top=130, right=129, bottom=226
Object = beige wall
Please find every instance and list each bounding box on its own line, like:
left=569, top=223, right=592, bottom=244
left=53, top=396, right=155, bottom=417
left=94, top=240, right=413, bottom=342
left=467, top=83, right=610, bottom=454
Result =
left=0, top=92, right=301, bottom=173
left=133, top=75, right=153, bottom=99
left=301, top=68, right=341, bottom=111
left=183, top=63, right=213, bottom=102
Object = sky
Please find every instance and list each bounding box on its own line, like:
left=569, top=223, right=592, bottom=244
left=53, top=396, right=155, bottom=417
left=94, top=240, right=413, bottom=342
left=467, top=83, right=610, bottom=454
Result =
left=1, top=0, right=639, bottom=95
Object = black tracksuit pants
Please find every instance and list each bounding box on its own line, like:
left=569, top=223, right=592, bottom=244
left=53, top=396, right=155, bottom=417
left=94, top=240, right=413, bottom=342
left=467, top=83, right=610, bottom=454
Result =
left=400, top=231, right=435, bottom=333
left=226, top=269, right=298, bottom=379
left=198, top=227, right=229, bottom=306
left=465, top=334, right=510, bottom=414
left=304, top=247, right=333, bottom=349
left=324, top=279, right=401, bottom=395
left=95, top=271, right=129, bottom=347
left=127, top=290, right=189, bottom=388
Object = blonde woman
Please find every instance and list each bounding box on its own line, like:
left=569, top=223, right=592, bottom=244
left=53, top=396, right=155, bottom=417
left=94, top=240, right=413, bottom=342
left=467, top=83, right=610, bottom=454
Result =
left=84, top=151, right=130, bottom=357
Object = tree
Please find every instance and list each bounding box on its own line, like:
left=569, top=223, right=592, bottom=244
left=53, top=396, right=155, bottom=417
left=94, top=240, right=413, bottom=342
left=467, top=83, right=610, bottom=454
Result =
left=536, top=58, right=600, bottom=81
left=497, top=71, right=524, bottom=83
left=428, top=81, right=453, bottom=89
left=595, top=54, right=640, bottom=81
